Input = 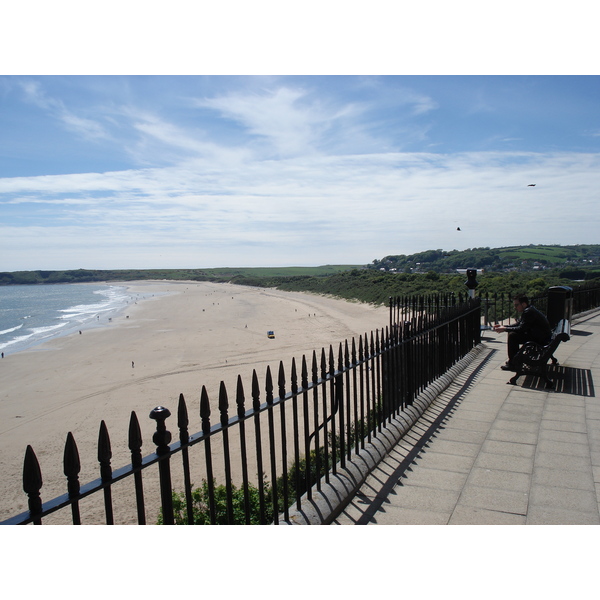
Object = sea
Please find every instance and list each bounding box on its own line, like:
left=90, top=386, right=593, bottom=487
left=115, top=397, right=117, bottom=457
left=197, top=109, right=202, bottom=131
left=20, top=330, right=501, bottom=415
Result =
left=0, top=283, right=148, bottom=356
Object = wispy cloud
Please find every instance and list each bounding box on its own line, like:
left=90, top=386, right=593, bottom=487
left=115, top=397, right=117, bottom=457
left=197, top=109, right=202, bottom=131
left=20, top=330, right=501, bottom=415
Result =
left=196, top=86, right=352, bottom=157
left=2, top=149, right=599, bottom=270
left=18, top=79, right=111, bottom=142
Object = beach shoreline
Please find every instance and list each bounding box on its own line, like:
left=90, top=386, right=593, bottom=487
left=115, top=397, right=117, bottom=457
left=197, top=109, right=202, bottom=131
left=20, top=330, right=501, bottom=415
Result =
left=0, top=281, right=168, bottom=357
left=0, top=280, right=389, bottom=523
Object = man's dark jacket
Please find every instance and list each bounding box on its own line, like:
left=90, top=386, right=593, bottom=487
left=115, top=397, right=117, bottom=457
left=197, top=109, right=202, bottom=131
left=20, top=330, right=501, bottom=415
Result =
left=504, top=305, right=552, bottom=345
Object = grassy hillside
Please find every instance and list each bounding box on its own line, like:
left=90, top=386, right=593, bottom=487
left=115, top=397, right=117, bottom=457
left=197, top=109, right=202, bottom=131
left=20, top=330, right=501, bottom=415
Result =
left=0, top=265, right=361, bottom=286
left=271, top=269, right=588, bottom=305
left=495, top=245, right=591, bottom=264
left=371, top=244, right=600, bottom=274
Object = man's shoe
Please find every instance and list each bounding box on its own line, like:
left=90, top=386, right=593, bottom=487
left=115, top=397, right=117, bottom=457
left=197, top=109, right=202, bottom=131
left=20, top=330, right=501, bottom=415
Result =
left=500, top=363, right=516, bottom=372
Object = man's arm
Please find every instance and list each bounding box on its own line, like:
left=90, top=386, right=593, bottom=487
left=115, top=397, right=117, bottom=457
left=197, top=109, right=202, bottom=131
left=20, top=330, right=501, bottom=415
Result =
left=494, top=320, right=522, bottom=333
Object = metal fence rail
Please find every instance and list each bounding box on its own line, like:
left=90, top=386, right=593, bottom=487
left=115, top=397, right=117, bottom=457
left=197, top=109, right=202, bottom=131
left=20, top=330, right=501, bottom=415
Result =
left=2, top=293, right=480, bottom=525
left=480, top=282, right=600, bottom=327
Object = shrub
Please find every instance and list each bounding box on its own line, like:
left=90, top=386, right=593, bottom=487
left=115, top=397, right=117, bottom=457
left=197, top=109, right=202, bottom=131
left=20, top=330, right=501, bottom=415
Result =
left=159, top=478, right=273, bottom=525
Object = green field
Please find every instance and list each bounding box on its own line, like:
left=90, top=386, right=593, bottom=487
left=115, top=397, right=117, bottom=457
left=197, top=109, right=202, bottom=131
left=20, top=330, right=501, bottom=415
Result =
left=496, top=246, right=579, bottom=263
left=194, top=265, right=362, bottom=278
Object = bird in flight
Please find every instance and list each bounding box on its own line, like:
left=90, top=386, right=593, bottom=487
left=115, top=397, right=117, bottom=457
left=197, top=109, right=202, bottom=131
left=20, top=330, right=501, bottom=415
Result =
left=528, top=184, right=536, bottom=187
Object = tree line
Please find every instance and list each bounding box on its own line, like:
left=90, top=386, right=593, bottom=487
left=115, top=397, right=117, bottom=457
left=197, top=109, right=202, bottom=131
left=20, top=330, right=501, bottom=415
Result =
left=2, top=244, right=599, bottom=306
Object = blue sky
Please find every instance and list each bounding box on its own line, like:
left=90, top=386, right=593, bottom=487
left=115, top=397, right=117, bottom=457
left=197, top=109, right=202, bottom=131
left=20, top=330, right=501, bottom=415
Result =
left=1, top=72, right=599, bottom=270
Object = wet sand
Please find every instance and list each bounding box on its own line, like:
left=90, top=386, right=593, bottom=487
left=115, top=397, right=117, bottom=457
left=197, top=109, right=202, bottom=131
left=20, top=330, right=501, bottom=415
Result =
left=0, top=280, right=389, bottom=523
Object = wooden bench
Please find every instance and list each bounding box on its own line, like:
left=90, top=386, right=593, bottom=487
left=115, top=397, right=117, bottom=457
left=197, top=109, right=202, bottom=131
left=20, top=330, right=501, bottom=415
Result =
left=508, top=319, right=571, bottom=389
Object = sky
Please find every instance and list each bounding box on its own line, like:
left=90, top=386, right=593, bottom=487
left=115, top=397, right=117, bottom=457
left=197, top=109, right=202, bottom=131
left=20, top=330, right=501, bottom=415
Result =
left=1, top=7, right=599, bottom=272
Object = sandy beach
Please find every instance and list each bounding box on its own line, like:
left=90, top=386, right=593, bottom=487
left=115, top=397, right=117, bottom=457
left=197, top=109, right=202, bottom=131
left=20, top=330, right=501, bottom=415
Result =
left=0, top=280, right=389, bottom=523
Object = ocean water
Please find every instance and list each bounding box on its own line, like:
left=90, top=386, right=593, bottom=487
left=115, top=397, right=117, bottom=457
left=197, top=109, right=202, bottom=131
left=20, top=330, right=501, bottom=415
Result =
left=0, top=283, right=142, bottom=356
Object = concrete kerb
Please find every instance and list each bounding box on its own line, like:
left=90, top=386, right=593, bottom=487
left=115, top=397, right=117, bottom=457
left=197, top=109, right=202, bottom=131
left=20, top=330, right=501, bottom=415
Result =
left=280, top=343, right=490, bottom=525
left=571, top=306, right=600, bottom=325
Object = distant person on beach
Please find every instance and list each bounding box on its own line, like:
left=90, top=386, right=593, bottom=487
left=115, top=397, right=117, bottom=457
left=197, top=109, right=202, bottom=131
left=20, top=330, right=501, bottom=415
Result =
left=493, top=295, right=552, bottom=371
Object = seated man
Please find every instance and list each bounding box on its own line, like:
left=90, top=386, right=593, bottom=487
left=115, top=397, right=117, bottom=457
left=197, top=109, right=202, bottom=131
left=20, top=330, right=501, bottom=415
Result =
left=493, top=295, right=552, bottom=371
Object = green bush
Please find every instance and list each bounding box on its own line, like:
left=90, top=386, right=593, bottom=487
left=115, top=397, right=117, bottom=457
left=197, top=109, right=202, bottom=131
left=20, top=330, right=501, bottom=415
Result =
left=159, top=478, right=272, bottom=525
left=159, top=399, right=385, bottom=524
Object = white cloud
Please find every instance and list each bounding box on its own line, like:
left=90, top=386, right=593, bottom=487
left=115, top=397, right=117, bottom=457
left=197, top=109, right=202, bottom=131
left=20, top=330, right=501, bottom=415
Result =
left=196, top=86, right=368, bottom=157
left=60, top=112, right=109, bottom=140
left=18, top=78, right=110, bottom=142
left=2, top=149, right=599, bottom=271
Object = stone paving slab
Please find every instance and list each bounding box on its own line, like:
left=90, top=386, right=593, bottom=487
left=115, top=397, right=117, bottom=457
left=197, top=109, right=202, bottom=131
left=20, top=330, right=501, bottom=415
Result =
left=448, top=504, right=527, bottom=525
left=332, top=309, right=600, bottom=525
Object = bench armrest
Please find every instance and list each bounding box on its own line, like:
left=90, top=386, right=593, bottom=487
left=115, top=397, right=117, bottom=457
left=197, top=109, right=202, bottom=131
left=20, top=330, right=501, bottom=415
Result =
left=555, top=319, right=571, bottom=338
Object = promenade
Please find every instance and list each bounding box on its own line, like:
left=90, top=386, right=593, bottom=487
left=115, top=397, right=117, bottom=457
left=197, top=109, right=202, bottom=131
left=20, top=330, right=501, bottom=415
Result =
left=333, top=309, right=600, bottom=525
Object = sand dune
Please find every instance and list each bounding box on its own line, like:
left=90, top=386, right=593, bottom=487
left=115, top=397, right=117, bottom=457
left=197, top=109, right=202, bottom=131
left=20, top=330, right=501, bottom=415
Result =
left=0, top=280, right=389, bottom=523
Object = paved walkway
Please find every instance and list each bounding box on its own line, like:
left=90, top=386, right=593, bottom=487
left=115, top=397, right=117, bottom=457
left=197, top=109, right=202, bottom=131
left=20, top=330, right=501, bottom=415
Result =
left=333, top=310, right=600, bottom=525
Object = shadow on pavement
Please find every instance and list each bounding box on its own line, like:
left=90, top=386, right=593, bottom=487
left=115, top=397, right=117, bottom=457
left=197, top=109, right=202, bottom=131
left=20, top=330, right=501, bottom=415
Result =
left=518, top=366, right=595, bottom=397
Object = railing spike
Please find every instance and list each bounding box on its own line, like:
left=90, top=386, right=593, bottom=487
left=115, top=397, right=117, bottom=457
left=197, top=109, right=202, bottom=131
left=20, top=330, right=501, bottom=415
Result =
left=63, top=432, right=82, bottom=524
left=302, top=355, right=309, bottom=388
left=219, top=381, right=229, bottom=426
left=200, top=387, right=211, bottom=433
left=23, top=445, right=43, bottom=524
left=128, top=411, right=143, bottom=463
left=278, top=361, right=286, bottom=398
left=98, top=420, right=113, bottom=480
left=291, top=357, right=298, bottom=394
left=177, top=393, right=189, bottom=444
left=97, top=420, right=114, bottom=524
left=63, top=432, right=81, bottom=495
left=236, top=375, right=246, bottom=418
left=252, top=370, right=261, bottom=411
left=265, top=365, right=274, bottom=404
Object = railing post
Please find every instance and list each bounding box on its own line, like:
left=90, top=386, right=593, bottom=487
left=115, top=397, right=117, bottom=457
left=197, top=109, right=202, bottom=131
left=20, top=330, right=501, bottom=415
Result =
left=149, top=406, right=174, bottom=525
left=98, top=421, right=114, bottom=525
left=277, top=362, right=289, bottom=521
left=23, top=445, right=43, bottom=525
left=218, top=381, right=234, bottom=524
left=128, top=411, right=146, bottom=524
left=177, top=394, right=194, bottom=525
left=236, top=375, right=252, bottom=524
left=311, top=350, right=322, bottom=490
left=265, top=366, right=279, bottom=523
left=251, top=370, right=266, bottom=524
left=200, top=386, right=216, bottom=524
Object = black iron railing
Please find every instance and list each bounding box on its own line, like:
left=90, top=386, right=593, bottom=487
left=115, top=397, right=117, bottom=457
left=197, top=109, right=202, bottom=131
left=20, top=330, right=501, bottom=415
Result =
left=2, top=292, right=481, bottom=525
left=4, top=282, right=598, bottom=525
left=480, top=282, right=600, bottom=327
